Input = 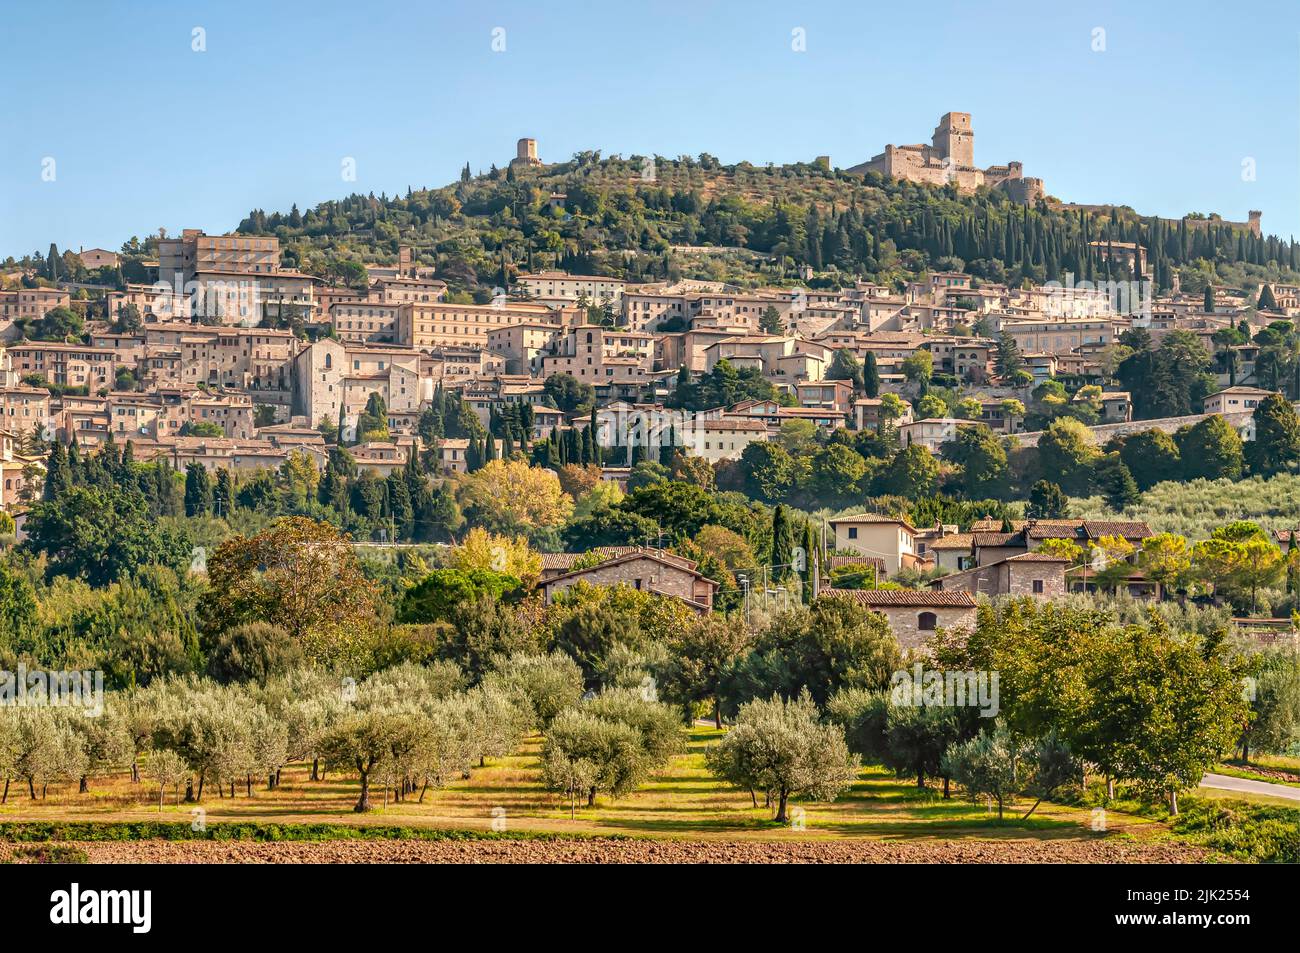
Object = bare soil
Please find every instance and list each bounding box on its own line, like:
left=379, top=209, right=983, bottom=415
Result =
left=0, top=837, right=1216, bottom=864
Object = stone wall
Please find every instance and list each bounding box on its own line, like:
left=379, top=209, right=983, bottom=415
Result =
left=878, top=606, right=977, bottom=650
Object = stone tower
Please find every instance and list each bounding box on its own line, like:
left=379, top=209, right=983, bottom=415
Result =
left=932, top=112, right=973, bottom=169
left=510, top=138, right=542, bottom=168
left=1249, top=210, right=1262, bottom=238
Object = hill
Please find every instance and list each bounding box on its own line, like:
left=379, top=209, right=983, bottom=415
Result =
left=230, top=151, right=1300, bottom=301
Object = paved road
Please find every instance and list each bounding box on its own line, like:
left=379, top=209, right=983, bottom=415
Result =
left=1200, top=772, right=1300, bottom=801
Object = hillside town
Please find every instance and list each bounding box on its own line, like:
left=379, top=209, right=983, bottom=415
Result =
left=4, top=113, right=1300, bottom=883
left=2, top=196, right=1296, bottom=640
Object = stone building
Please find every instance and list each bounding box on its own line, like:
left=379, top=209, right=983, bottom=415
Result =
left=932, top=552, right=1069, bottom=599
left=820, top=588, right=978, bottom=650
left=539, top=549, right=718, bottom=612
left=848, top=112, right=1044, bottom=203
left=510, top=137, right=542, bottom=168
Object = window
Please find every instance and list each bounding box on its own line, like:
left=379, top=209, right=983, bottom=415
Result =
left=847, top=527, right=858, bottom=539
left=918, top=612, right=937, bottom=631
left=1032, top=579, right=1045, bottom=594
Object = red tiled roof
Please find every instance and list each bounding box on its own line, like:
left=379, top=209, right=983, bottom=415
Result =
left=821, top=588, right=977, bottom=608
left=827, top=554, right=886, bottom=570
left=828, top=513, right=919, bottom=534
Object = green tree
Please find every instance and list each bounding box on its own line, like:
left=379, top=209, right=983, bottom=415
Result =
left=1093, top=453, right=1139, bottom=510
left=1258, top=283, right=1280, bottom=311
left=1116, top=429, right=1182, bottom=490
left=22, top=487, right=192, bottom=586
left=942, top=726, right=1021, bottom=819
left=184, top=463, right=213, bottom=516
left=1247, top=392, right=1300, bottom=475
left=1036, top=417, right=1098, bottom=495
left=197, top=517, right=381, bottom=664
left=725, top=595, right=902, bottom=709
left=705, top=691, right=859, bottom=823
left=943, top=425, right=1008, bottom=499
left=862, top=351, right=881, bottom=398
left=1026, top=480, right=1068, bottom=519
left=874, top=444, right=939, bottom=499
left=1178, top=415, right=1244, bottom=481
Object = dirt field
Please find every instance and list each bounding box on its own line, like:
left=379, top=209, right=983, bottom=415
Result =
left=0, top=836, right=1215, bottom=864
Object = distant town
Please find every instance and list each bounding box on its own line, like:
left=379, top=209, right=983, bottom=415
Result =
left=2, top=113, right=1299, bottom=870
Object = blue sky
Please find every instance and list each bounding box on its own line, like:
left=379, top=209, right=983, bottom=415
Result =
left=2, top=0, right=1297, bottom=258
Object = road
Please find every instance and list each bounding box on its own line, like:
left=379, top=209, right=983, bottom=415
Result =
left=1200, top=772, right=1300, bottom=801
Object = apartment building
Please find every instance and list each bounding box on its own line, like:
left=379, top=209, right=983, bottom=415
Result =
left=141, top=325, right=297, bottom=392
left=291, top=338, right=423, bottom=434
left=1202, top=386, right=1276, bottom=415
left=795, top=379, right=855, bottom=415
left=396, top=300, right=563, bottom=350
left=331, top=300, right=404, bottom=344
left=5, top=342, right=116, bottom=389
left=0, top=288, right=71, bottom=322
left=188, top=271, right=317, bottom=325
left=1001, top=319, right=1123, bottom=353
left=540, top=325, right=654, bottom=384
left=517, top=271, right=626, bottom=307
left=373, top=276, right=447, bottom=305
left=157, top=229, right=279, bottom=283
left=0, top=386, right=52, bottom=436
left=701, top=336, right=831, bottom=384
left=105, top=283, right=191, bottom=323
left=486, top=323, right=564, bottom=374
left=828, top=514, right=920, bottom=576
left=680, top=417, right=769, bottom=463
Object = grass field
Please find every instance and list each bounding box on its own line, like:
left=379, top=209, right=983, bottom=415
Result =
left=0, top=727, right=1166, bottom=844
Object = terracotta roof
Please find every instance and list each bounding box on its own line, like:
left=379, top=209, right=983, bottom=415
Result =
left=827, top=555, right=886, bottom=571
left=928, top=533, right=974, bottom=550
left=822, top=588, right=978, bottom=608
left=540, top=548, right=700, bottom=581
left=1004, top=552, right=1071, bottom=562
left=969, top=518, right=1027, bottom=532
left=829, top=513, right=919, bottom=534
left=1024, top=520, right=1087, bottom=540
left=540, top=547, right=640, bottom=570
left=972, top=532, right=1022, bottom=547
left=1081, top=520, right=1153, bottom=540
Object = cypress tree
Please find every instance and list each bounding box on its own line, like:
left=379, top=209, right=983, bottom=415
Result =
left=43, top=442, right=71, bottom=501
left=770, top=505, right=793, bottom=582
left=863, top=351, right=880, bottom=398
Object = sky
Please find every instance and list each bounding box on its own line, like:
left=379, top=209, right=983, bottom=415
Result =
left=2, top=0, right=1299, bottom=259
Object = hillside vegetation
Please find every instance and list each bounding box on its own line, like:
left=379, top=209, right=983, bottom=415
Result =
left=226, top=152, right=1300, bottom=299
left=1072, top=472, right=1300, bottom=539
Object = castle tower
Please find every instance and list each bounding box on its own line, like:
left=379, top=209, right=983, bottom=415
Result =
left=932, top=112, right=973, bottom=169
left=511, top=137, right=542, bottom=168
left=1249, top=210, right=1262, bottom=238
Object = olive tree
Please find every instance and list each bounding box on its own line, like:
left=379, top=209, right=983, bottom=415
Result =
left=318, top=711, right=403, bottom=812
left=941, top=727, right=1021, bottom=819
left=706, top=691, right=859, bottom=823
left=542, top=710, right=647, bottom=806
left=484, top=652, right=584, bottom=730
left=143, top=748, right=190, bottom=809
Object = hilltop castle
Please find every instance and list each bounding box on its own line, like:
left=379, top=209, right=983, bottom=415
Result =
left=510, top=137, right=542, bottom=168
left=848, top=112, right=1044, bottom=204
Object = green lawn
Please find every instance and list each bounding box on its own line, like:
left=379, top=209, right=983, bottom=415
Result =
left=0, top=727, right=1169, bottom=843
